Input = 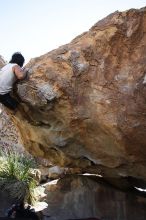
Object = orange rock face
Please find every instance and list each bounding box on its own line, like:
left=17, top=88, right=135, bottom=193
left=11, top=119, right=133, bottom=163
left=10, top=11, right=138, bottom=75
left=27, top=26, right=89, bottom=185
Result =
left=1, top=8, right=146, bottom=183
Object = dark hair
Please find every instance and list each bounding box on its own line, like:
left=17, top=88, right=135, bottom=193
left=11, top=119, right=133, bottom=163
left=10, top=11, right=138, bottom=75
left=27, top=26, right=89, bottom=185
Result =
left=7, top=202, right=39, bottom=220
left=9, top=52, right=25, bottom=67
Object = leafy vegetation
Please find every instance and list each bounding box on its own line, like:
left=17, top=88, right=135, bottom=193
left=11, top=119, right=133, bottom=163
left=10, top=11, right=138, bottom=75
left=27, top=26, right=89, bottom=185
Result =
left=0, top=149, right=38, bottom=204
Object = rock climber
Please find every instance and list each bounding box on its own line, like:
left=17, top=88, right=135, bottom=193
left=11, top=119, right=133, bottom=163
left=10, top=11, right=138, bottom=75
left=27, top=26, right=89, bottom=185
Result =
left=0, top=52, right=30, bottom=110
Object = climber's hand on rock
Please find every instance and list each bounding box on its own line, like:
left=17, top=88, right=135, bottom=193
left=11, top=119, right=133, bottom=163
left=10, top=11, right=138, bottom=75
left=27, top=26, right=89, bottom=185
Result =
left=22, top=68, right=33, bottom=80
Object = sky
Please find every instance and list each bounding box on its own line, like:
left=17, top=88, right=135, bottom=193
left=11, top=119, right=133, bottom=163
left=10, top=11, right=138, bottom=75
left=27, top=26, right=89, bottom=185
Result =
left=0, top=0, right=146, bottom=64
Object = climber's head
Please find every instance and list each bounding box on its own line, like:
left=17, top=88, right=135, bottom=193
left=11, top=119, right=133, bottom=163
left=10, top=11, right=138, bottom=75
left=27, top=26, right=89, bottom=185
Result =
left=9, top=52, right=25, bottom=67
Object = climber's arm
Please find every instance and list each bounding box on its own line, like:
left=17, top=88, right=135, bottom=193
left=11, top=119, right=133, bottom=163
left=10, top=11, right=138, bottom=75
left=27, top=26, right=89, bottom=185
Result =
left=13, top=65, right=27, bottom=80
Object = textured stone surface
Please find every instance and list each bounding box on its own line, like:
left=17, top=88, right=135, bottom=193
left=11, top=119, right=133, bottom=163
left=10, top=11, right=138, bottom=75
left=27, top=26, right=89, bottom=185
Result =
left=1, top=8, right=146, bottom=187
left=0, top=104, right=25, bottom=153
left=43, top=175, right=146, bottom=220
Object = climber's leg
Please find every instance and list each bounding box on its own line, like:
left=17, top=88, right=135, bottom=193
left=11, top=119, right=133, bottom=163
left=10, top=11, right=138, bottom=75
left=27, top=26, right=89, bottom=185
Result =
left=0, top=93, right=18, bottom=110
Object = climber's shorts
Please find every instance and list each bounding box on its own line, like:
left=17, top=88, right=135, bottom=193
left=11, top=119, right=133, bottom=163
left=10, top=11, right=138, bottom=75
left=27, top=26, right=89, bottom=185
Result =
left=0, top=93, right=18, bottom=110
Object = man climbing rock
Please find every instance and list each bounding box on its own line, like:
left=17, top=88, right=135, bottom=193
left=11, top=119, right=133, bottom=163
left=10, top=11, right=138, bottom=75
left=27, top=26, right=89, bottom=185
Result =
left=0, top=52, right=30, bottom=110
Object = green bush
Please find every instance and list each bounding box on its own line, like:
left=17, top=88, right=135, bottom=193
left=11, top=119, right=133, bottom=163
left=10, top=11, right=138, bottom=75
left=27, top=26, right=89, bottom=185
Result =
left=0, top=149, right=38, bottom=204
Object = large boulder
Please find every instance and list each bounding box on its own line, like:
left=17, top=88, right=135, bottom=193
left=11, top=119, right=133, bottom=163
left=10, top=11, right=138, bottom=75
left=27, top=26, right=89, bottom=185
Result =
left=1, top=7, right=146, bottom=187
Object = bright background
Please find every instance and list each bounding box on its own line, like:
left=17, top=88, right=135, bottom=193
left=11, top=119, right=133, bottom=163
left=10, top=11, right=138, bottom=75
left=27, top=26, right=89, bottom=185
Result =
left=0, top=0, right=145, bottom=64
